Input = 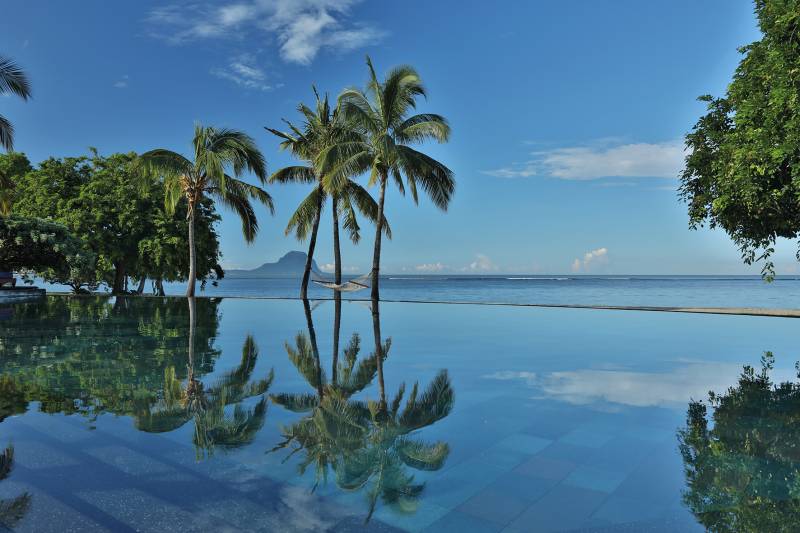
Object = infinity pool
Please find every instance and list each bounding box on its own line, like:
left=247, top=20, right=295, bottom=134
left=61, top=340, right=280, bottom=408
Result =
left=0, top=296, right=797, bottom=532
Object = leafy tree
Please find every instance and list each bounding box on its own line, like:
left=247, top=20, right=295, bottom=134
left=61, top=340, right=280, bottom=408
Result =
left=681, top=0, right=800, bottom=279
left=0, top=56, right=31, bottom=151
left=138, top=125, right=273, bottom=297
left=0, top=152, right=31, bottom=216
left=0, top=216, right=97, bottom=292
left=6, top=151, right=223, bottom=293
left=267, top=88, right=388, bottom=297
left=0, top=296, right=223, bottom=419
left=323, top=56, right=454, bottom=300
left=678, top=352, right=800, bottom=531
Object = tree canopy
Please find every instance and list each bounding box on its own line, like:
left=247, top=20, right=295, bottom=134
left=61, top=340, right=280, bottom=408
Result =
left=3, top=150, right=223, bottom=293
left=681, top=0, right=800, bottom=279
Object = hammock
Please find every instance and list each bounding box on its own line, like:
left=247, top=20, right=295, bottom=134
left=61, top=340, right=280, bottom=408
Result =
left=311, top=271, right=371, bottom=292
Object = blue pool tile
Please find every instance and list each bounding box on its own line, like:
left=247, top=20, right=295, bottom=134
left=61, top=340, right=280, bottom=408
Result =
left=563, top=465, right=628, bottom=493
left=535, top=441, right=593, bottom=465
left=504, top=485, right=608, bottom=532
left=488, top=471, right=552, bottom=502
left=373, top=500, right=450, bottom=533
left=587, top=494, right=669, bottom=526
left=513, top=455, right=575, bottom=481
left=493, top=433, right=552, bottom=455
left=559, top=427, right=615, bottom=449
left=456, top=484, right=530, bottom=525
left=422, top=510, right=503, bottom=532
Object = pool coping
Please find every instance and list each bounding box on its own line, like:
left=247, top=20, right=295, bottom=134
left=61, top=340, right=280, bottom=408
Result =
left=43, top=292, right=800, bottom=318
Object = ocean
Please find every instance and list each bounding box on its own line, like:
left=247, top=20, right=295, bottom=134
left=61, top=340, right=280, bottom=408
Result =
left=146, top=275, right=800, bottom=309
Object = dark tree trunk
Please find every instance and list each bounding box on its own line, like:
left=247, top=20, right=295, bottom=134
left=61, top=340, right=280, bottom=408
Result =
left=371, top=296, right=386, bottom=411
left=187, top=296, right=196, bottom=381
left=186, top=207, right=197, bottom=297
left=332, top=196, right=342, bottom=285
left=300, top=187, right=323, bottom=299
left=112, top=261, right=126, bottom=295
left=302, top=298, right=324, bottom=398
left=135, top=277, right=146, bottom=295
left=332, top=292, right=342, bottom=385
left=370, top=174, right=387, bottom=301
left=155, top=278, right=165, bottom=296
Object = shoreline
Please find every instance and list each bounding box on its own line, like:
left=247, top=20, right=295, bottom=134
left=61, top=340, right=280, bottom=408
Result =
left=44, top=291, right=800, bottom=318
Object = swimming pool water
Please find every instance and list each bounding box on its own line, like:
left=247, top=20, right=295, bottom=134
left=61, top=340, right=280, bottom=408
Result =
left=0, top=296, right=797, bottom=531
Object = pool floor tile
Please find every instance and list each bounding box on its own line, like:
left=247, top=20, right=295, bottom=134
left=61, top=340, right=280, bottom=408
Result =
left=562, top=465, right=628, bottom=493
left=559, top=427, right=615, bottom=449
left=587, top=494, right=669, bottom=526
left=456, top=485, right=531, bottom=526
left=514, top=455, right=576, bottom=481
left=504, top=485, right=608, bottom=532
left=488, top=471, right=552, bottom=502
left=493, top=434, right=552, bottom=455
left=422, top=510, right=503, bottom=532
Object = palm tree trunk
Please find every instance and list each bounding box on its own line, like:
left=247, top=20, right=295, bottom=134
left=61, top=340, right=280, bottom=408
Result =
left=371, top=296, right=386, bottom=411
left=332, top=292, right=341, bottom=385
left=332, top=196, right=342, bottom=285
left=302, top=298, right=324, bottom=398
left=370, top=173, right=387, bottom=301
left=188, top=296, right=196, bottom=376
left=187, top=207, right=197, bottom=297
left=300, top=187, right=323, bottom=299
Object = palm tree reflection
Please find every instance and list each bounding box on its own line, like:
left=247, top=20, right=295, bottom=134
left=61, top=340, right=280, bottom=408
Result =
left=271, top=296, right=454, bottom=522
left=138, top=298, right=274, bottom=459
left=0, top=446, right=31, bottom=529
left=678, top=351, right=800, bottom=531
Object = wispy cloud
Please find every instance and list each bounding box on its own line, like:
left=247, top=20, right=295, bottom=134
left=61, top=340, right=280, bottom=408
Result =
left=571, top=247, right=608, bottom=273
left=147, top=0, right=385, bottom=65
left=467, top=253, right=497, bottom=272
left=484, top=140, right=685, bottom=180
left=113, top=75, right=129, bottom=89
left=211, top=54, right=277, bottom=91
left=415, top=262, right=447, bottom=273
left=319, top=263, right=359, bottom=273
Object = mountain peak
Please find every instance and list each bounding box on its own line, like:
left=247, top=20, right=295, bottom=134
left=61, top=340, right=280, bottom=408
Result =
left=225, top=251, right=320, bottom=278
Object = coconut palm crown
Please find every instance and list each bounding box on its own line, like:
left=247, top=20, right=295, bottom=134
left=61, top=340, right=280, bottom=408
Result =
left=0, top=56, right=31, bottom=152
left=267, top=87, right=389, bottom=298
left=137, top=125, right=273, bottom=296
left=322, top=56, right=454, bottom=300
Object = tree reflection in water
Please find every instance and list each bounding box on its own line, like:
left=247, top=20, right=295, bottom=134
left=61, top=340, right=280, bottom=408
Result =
left=678, top=351, right=800, bottom=532
left=270, top=296, right=454, bottom=522
left=0, top=446, right=31, bottom=529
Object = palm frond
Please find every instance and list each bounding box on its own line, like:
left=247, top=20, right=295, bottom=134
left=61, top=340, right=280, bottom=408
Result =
left=285, top=186, right=324, bottom=240
left=0, top=114, right=13, bottom=152
left=395, top=113, right=450, bottom=144
left=395, top=145, right=454, bottom=211
left=0, top=57, right=31, bottom=100
left=269, top=165, right=316, bottom=184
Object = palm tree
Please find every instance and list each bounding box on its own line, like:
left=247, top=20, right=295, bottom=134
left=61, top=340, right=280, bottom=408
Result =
left=323, top=56, right=454, bottom=301
left=0, top=445, right=31, bottom=529
left=137, top=299, right=274, bottom=458
left=0, top=56, right=31, bottom=152
left=267, top=88, right=388, bottom=298
left=137, top=125, right=273, bottom=297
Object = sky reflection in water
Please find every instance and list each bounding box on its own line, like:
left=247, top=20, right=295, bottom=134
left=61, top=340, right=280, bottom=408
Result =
left=0, top=295, right=798, bottom=531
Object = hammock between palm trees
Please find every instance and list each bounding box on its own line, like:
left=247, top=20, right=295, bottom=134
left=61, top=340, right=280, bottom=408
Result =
left=311, top=270, right=371, bottom=292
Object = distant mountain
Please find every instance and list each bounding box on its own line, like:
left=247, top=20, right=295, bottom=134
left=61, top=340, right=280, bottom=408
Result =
left=225, top=251, right=320, bottom=279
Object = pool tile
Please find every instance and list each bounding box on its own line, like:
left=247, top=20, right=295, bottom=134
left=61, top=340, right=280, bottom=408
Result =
left=488, top=471, right=552, bottom=502
left=373, top=499, right=450, bottom=532
left=514, top=455, right=576, bottom=481
left=456, top=485, right=530, bottom=525
left=563, top=465, right=627, bottom=493
left=587, top=494, right=669, bottom=526
left=559, top=427, right=615, bottom=449
left=536, top=441, right=594, bottom=464
left=493, top=433, right=552, bottom=455
left=504, top=485, right=608, bottom=532
left=422, top=510, right=503, bottom=532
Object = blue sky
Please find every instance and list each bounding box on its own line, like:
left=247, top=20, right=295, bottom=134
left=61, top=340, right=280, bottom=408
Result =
left=4, top=0, right=793, bottom=275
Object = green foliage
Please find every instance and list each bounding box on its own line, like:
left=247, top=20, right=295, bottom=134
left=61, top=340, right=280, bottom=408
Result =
left=681, top=0, right=800, bottom=279
left=0, top=152, right=31, bottom=215
left=3, top=150, right=223, bottom=293
left=0, top=216, right=96, bottom=291
left=137, top=124, right=272, bottom=296
left=678, top=352, right=800, bottom=531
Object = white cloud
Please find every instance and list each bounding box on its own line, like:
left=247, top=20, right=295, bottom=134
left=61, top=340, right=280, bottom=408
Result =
left=484, top=140, right=685, bottom=180
left=147, top=0, right=385, bottom=65
left=415, top=262, right=447, bottom=272
left=113, top=75, right=129, bottom=89
left=571, top=247, right=608, bottom=273
left=466, top=253, right=498, bottom=272
left=319, top=263, right=359, bottom=273
left=211, top=54, right=276, bottom=91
